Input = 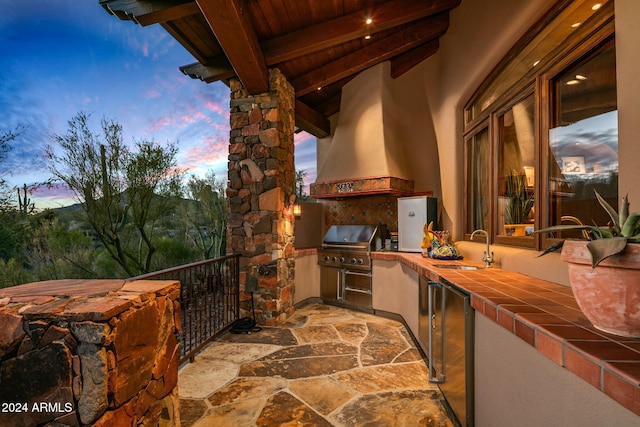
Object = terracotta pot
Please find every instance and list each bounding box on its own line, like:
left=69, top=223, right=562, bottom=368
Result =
left=561, top=240, right=640, bottom=337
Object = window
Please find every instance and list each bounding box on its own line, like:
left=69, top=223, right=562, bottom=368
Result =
left=546, top=38, right=617, bottom=241
left=465, top=126, right=490, bottom=232
left=463, top=0, right=615, bottom=249
left=498, top=94, right=535, bottom=239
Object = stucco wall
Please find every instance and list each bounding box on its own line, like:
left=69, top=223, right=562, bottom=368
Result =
left=293, top=201, right=324, bottom=249
left=455, top=241, right=571, bottom=287
left=315, top=63, right=410, bottom=183
left=615, top=0, right=640, bottom=204
left=475, top=314, right=639, bottom=427
left=371, top=260, right=420, bottom=338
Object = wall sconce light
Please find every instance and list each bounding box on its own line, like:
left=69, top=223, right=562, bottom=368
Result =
left=293, top=204, right=302, bottom=217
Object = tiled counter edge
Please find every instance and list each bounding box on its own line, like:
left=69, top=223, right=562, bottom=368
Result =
left=371, top=251, right=640, bottom=417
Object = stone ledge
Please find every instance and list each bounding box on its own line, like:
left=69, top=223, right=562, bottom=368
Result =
left=0, top=279, right=181, bottom=426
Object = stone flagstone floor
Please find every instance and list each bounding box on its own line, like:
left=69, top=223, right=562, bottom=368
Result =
left=178, top=303, right=455, bottom=426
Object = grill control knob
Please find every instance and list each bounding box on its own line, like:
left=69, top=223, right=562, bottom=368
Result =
left=324, top=256, right=330, bottom=262
left=332, top=256, right=338, bottom=262
left=339, top=257, right=345, bottom=263
left=357, top=259, right=364, bottom=265
left=351, top=258, right=357, bottom=264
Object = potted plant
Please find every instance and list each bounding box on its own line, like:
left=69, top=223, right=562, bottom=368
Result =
left=503, top=171, right=534, bottom=236
left=535, top=190, right=640, bottom=337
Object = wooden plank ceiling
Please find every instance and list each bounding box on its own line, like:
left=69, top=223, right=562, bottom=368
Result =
left=100, top=0, right=461, bottom=137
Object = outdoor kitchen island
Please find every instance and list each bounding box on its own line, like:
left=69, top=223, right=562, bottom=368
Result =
left=370, top=252, right=640, bottom=427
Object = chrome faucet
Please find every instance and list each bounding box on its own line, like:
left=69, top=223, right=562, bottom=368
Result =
left=471, top=229, right=494, bottom=268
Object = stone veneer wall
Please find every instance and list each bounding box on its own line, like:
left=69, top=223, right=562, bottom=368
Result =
left=0, top=279, right=180, bottom=426
left=226, top=68, right=296, bottom=326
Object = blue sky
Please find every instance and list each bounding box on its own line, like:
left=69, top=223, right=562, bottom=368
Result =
left=0, top=0, right=316, bottom=209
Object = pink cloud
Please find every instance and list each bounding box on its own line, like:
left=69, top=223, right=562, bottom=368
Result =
left=146, top=88, right=161, bottom=99
left=150, top=115, right=174, bottom=131
left=32, top=185, right=78, bottom=209
left=192, top=110, right=211, bottom=123
left=294, top=131, right=313, bottom=145
left=204, top=100, right=226, bottom=116
left=179, top=114, right=196, bottom=124
left=181, top=137, right=228, bottom=169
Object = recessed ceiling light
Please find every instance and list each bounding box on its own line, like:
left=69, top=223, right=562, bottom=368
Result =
left=364, top=35, right=371, bottom=40
left=566, top=79, right=580, bottom=85
left=317, top=87, right=322, bottom=91
left=571, top=22, right=581, bottom=28
left=533, top=60, right=541, bottom=67
left=365, top=17, right=373, bottom=25
left=592, top=3, right=602, bottom=11
left=576, top=74, right=587, bottom=80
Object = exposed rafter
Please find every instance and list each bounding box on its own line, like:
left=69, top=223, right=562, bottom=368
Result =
left=291, top=15, right=449, bottom=96
left=295, top=100, right=330, bottom=138
left=262, top=0, right=458, bottom=65
left=100, top=0, right=198, bottom=26
left=99, top=0, right=462, bottom=137
left=195, top=0, right=268, bottom=94
left=180, top=60, right=234, bottom=83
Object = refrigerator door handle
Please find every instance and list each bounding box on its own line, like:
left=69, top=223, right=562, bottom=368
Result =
left=428, top=281, right=445, bottom=383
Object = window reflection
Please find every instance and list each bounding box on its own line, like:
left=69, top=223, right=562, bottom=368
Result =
left=498, top=95, right=535, bottom=237
left=549, top=38, right=617, bottom=237
left=466, top=128, right=489, bottom=233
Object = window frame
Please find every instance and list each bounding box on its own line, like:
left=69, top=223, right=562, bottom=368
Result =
left=463, top=0, right=615, bottom=250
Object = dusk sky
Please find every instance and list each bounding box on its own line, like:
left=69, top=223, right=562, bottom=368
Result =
left=0, top=0, right=316, bottom=209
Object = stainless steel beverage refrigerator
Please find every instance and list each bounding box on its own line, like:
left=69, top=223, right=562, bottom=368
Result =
left=419, top=276, right=475, bottom=426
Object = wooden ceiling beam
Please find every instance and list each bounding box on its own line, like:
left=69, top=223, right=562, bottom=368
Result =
left=196, top=0, right=268, bottom=94
left=314, top=93, right=342, bottom=118
left=291, top=15, right=448, bottom=96
left=177, top=0, right=447, bottom=86
left=262, top=0, right=459, bottom=65
left=295, top=100, right=331, bottom=138
left=100, top=0, right=199, bottom=26
left=390, top=40, right=440, bottom=79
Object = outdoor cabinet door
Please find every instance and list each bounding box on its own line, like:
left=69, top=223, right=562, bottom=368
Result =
left=320, top=267, right=341, bottom=300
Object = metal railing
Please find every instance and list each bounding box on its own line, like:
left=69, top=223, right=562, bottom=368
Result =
left=128, top=254, right=241, bottom=364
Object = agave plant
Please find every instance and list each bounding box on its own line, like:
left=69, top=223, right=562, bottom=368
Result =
left=535, top=190, right=640, bottom=268
left=503, top=171, right=534, bottom=224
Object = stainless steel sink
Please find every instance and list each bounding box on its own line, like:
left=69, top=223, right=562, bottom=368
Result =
left=432, top=264, right=482, bottom=271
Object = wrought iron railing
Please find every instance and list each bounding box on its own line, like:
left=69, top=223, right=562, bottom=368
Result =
left=127, top=254, right=240, bottom=364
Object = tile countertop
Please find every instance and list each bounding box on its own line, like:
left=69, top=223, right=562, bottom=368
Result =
left=371, top=251, right=640, bottom=417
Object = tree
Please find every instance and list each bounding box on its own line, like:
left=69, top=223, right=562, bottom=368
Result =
left=0, top=128, right=31, bottom=262
left=46, top=111, right=183, bottom=276
left=181, top=171, right=227, bottom=259
left=0, top=128, right=21, bottom=211
left=295, top=168, right=310, bottom=201
left=294, top=168, right=306, bottom=200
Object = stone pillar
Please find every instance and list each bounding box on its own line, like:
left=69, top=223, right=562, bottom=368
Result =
left=227, top=68, right=296, bottom=326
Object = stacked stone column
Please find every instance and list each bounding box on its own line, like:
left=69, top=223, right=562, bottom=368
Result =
left=227, top=68, right=296, bottom=326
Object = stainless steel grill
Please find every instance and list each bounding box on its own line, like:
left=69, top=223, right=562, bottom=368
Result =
left=318, top=225, right=377, bottom=270
left=318, top=225, right=377, bottom=308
